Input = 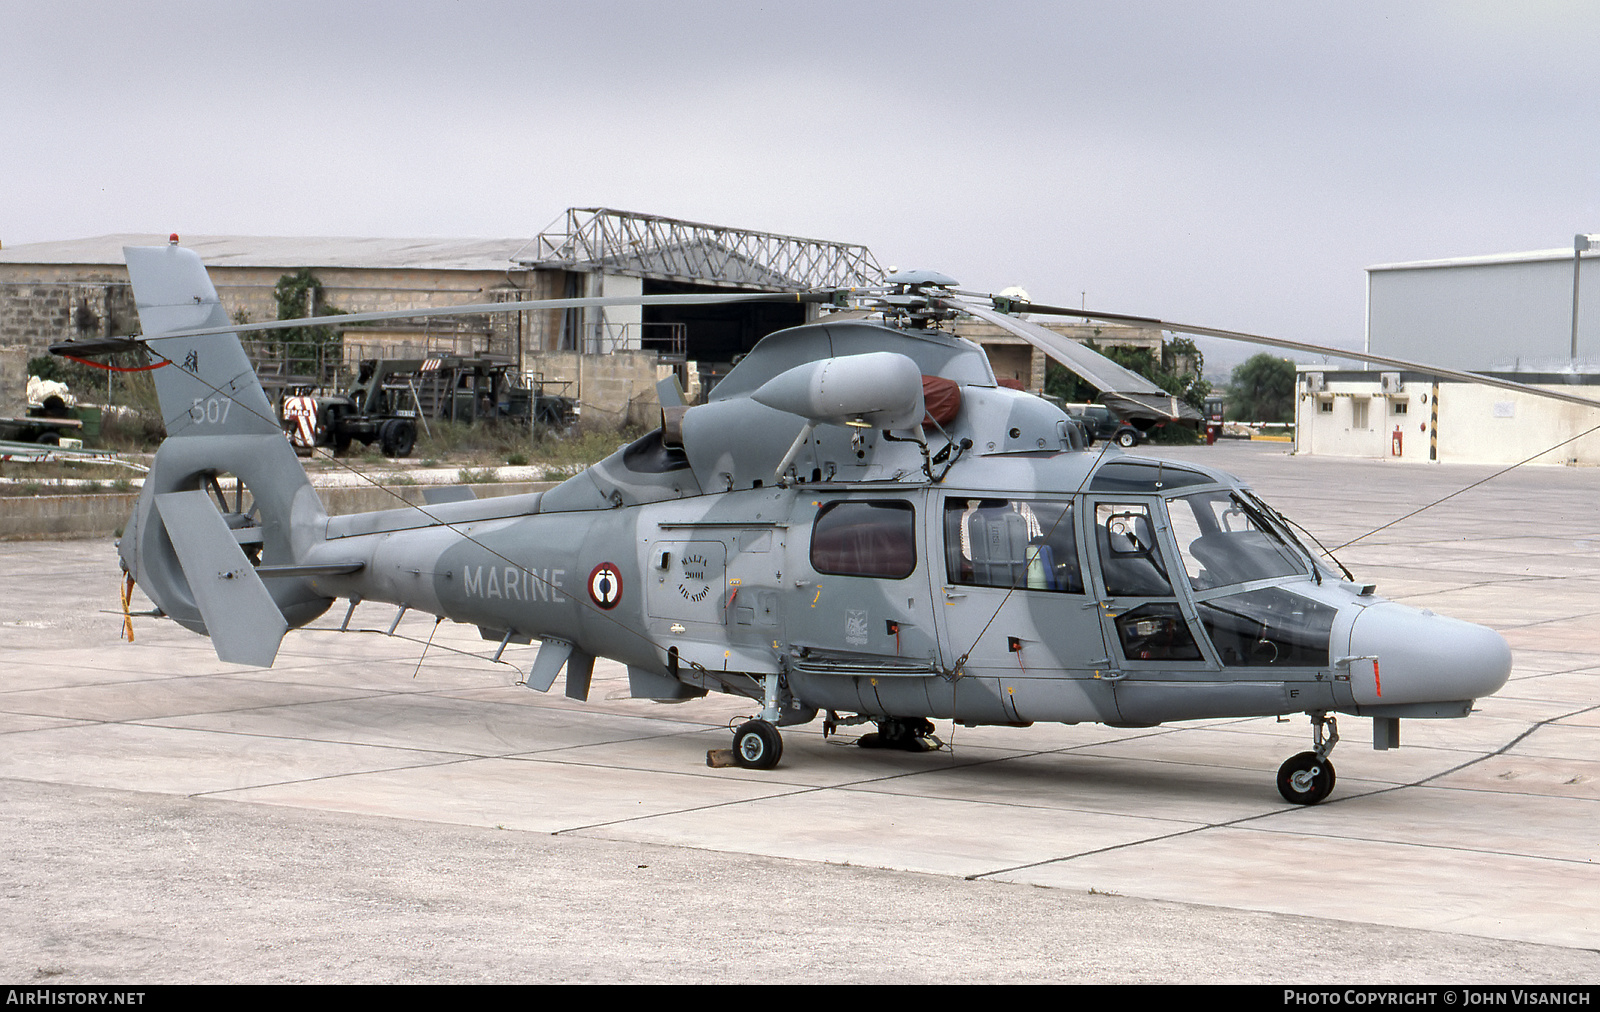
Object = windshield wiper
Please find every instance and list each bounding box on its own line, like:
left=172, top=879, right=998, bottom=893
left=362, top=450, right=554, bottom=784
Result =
left=1238, top=492, right=1351, bottom=584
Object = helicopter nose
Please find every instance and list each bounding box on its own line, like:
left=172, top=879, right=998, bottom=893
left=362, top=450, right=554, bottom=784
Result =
left=1345, top=602, right=1511, bottom=708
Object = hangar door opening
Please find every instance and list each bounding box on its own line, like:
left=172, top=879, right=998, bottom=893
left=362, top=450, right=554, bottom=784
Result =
left=643, top=280, right=807, bottom=397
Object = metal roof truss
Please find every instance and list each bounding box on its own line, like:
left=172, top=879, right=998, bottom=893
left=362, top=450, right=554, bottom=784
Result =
left=519, top=207, right=883, bottom=292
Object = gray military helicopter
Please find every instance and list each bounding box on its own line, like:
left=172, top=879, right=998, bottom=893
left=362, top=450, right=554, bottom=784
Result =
left=66, top=241, right=1518, bottom=807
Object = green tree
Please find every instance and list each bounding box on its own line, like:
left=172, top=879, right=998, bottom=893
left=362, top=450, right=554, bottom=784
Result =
left=27, top=354, right=103, bottom=393
left=271, top=268, right=346, bottom=382
left=1045, top=336, right=1212, bottom=412
left=1225, top=353, right=1297, bottom=422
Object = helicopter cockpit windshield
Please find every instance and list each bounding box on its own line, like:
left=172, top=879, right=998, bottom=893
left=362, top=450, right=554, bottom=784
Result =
left=1165, top=488, right=1336, bottom=668
left=1166, top=490, right=1308, bottom=590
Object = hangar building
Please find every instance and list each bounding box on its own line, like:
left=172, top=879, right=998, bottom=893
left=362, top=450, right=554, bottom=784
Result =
left=1367, top=242, right=1600, bottom=371
left=0, top=210, right=878, bottom=427
left=1295, top=237, right=1600, bottom=466
left=0, top=207, right=1162, bottom=428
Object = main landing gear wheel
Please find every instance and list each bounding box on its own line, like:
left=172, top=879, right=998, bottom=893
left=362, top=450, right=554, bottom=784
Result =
left=732, top=720, right=783, bottom=770
left=1277, top=751, right=1336, bottom=805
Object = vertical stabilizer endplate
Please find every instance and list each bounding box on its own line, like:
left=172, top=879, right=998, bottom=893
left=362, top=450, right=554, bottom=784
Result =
left=155, top=490, right=288, bottom=667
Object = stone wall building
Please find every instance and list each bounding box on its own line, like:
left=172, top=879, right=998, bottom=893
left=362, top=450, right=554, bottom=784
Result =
left=0, top=213, right=878, bottom=427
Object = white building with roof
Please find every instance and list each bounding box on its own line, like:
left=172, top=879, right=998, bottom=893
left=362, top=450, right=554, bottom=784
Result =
left=1293, top=238, right=1600, bottom=466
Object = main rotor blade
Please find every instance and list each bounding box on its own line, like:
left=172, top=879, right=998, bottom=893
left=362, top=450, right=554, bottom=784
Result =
left=1015, top=302, right=1600, bottom=413
left=138, top=291, right=836, bottom=342
left=948, top=299, right=1202, bottom=423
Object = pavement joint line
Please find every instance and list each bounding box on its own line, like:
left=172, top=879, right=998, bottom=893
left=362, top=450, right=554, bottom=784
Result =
left=542, top=746, right=1106, bottom=835
left=1390, top=576, right=1600, bottom=595
left=0, top=691, right=399, bottom=724
left=1504, top=664, right=1600, bottom=678
left=121, top=720, right=524, bottom=761
left=1410, top=780, right=1600, bottom=805
left=551, top=785, right=829, bottom=834
left=0, top=670, right=387, bottom=697
left=95, top=712, right=749, bottom=761
left=189, top=755, right=493, bottom=799
left=1237, top=811, right=1600, bottom=868
left=1413, top=700, right=1600, bottom=789
left=960, top=776, right=1486, bottom=882
left=962, top=718, right=1592, bottom=883
left=543, top=727, right=1295, bottom=837
left=1493, top=610, right=1600, bottom=631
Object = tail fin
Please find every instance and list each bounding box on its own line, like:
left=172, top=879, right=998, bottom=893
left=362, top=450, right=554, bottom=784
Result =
left=125, top=243, right=282, bottom=439
left=118, top=243, right=331, bottom=665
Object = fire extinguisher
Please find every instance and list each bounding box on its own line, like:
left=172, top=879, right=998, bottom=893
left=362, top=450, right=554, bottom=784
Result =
left=1391, top=425, right=1403, bottom=456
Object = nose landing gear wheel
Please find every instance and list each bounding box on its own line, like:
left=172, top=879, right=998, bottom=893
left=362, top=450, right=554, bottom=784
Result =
left=1277, top=751, right=1336, bottom=805
left=732, top=720, right=783, bottom=770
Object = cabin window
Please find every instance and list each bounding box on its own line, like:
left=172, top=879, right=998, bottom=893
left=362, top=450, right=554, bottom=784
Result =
left=810, top=500, right=916, bottom=579
left=944, top=498, right=1084, bottom=593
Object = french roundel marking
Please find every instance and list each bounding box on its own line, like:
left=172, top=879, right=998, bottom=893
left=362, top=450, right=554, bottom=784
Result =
left=588, top=563, right=623, bottom=609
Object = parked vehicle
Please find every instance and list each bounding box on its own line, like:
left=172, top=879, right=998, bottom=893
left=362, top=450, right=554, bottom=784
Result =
left=280, top=354, right=579, bottom=457
left=1066, top=403, right=1144, bottom=447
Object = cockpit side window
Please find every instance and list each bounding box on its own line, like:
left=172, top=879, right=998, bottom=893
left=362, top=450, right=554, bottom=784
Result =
left=1093, top=502, right=1174, bottom=598
left=1089, top=501, right=1203, bottom=661
left=1168, top=490, right=1305, bottom=590
left=944, top=498, right=1084, bottom=593
left=811, top=500, right=916, bottom=579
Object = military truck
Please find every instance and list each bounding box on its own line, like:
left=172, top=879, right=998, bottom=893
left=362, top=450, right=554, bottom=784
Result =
left=282, top=354, right=578, bottom=457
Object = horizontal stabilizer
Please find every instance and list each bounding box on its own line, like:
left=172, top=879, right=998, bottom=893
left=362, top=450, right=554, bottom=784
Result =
left=155, top=490, right=288, bottom=666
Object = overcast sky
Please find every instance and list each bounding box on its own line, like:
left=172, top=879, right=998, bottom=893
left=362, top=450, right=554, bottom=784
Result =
left=6, top=1, right=1597, bottom=375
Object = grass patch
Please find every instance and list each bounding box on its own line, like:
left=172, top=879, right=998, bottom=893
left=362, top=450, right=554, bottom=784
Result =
left=414, top=421, right=635, bottom=474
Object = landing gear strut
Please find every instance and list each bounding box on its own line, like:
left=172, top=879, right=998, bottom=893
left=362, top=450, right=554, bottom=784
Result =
left=729, top=672, right=785, bottom=770
left=1277, top=711, right=1339, bottom=805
